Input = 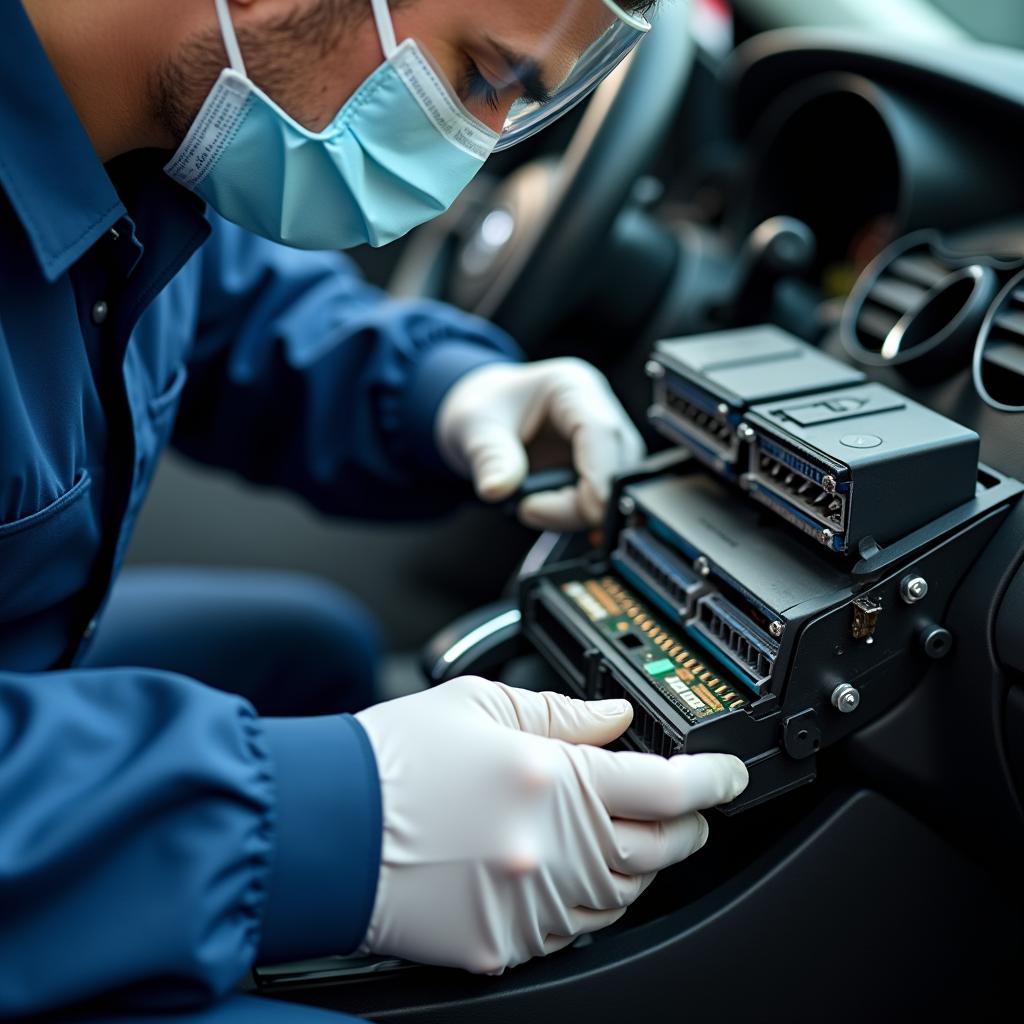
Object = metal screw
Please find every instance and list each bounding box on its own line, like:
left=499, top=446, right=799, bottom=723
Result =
left=716, top=402, right=730, bottom=417
left=694, top=555, right=711, bottom=578
left=769, top=620, right=785, bottom=638
left=737, top=422, right=756, bottom=442
left=618, top=495, right=636, bottom=516
left=822, top=474, right=838, bottom=494
left=644, top=360, right=664, bottom=379
left=831, top=683, right=861, bottom=714
left=900, top=575, right=929, bottom=604
left=820, top=528, right=835, bottom=545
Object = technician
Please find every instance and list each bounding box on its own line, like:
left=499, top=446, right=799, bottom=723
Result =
left=0, top=1, right=748, bottom=1021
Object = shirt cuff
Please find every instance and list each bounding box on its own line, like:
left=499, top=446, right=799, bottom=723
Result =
left=256, top=714, right=382, bottom=964
left=404, top=340, right=521, bottom=475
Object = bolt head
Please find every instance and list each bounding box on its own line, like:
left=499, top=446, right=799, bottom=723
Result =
left=831, top=683, right=861, bottom=713
left=716, top=402, right=730, bottom=417
left=618, top=496, right=636, bottom=516
left=695, top=556, right=711, bottom=578
left=769, top=620, right=785, bottom=638
left=737, top=423, right=756, bottom=443
left=820, top=528, right=835, bottom=545
left=822, top=474, right=838, bottom=493
left=901, top=575, right=929, bottom=604
left=644, top=360, right=665, bottom=379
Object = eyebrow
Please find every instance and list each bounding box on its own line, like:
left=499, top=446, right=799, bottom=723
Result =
left=482, top=37, right=554, bottom=105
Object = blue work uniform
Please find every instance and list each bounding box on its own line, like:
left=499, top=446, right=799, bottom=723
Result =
left=0, top=3, right=519, bottom=1020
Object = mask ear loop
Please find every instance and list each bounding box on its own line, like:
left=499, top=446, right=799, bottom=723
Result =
left=369, top=0, right=399, bottom=59
left=213, top=0, right=248, bottom=76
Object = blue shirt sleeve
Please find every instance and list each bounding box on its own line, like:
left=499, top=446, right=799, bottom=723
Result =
left=0, top=668, right=381, bottom=1017
left=173, top=214, right=522, bottom=519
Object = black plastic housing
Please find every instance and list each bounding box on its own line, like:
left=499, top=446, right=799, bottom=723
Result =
left=648, top=326, right=864, bottom=475
left=519, top=454, right=1020, bottom=813
left=743, top=381, right=980, bottom=553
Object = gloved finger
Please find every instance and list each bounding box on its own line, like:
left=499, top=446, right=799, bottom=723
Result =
left=461, top=419, right=530, bottom=502
left=496, top=684, right=633, bottom=746
left=544, top=870, right=657, bottom=951
left=570, top=419, right=638, bottom=525
left=539, top=933, right=577, bottom=958
left=541, top=364, right=647, bottom=519
left=540, top=905, right=629, bottom=956
left=517, top=485, right=589, bottom=532
left=575, top=747, right=749, bottom=820
left=593, top=865, right=659, bottom=911
left=606, top=813, right=709, bottom=874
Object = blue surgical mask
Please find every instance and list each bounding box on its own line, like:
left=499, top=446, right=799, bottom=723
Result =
left=165, top=0, right=499, bottom=250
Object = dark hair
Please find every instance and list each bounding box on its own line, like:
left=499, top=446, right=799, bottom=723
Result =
left=620, top=1, right=658, bottom=15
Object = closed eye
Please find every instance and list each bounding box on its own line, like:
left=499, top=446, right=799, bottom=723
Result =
left=462, top=57, right=503, bottom=113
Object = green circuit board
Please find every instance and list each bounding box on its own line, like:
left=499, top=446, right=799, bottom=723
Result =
left=559, top=576, right=748, bottom=724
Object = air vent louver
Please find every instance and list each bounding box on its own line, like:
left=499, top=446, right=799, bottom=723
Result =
left=842, top=231, right=1000, bottom=382
left=973, top=271, right=1024, bottom=413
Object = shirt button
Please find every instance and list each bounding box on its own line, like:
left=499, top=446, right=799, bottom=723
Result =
left=91, top=300, right=109, bottom=325
left=83, top=617, right=98, bottom=640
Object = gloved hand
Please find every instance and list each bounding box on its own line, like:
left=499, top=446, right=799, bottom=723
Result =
left=355, top=677, right=748, bottom=974
left=436, top=358, right=647, bottom=531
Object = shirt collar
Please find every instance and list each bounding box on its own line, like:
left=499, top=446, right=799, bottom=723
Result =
left=0, top=3, right=126, bottom=282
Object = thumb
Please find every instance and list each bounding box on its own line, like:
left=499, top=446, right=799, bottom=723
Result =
left=498, top=685, right=634, bottom=746
left=461, top=420, right=530, bottom=502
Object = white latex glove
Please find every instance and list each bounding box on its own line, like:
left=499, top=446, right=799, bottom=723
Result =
left=436, top=358, right=647, bottom=531
left=355, top=677, right=748, bottom=974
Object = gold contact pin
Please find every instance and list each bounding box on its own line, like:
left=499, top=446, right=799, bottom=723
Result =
left=691, top=682, right=723, bottom=712
left=585, top=580, right=620, bottom=616
left=722, top=692, right=735, bottom=701
left=730, top=699, right=745, bottom=709
left=684, top=659, right=698, bottom=670
left=715, top=684, right=727, bottom=694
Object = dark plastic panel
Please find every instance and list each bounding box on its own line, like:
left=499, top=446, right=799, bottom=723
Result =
left=264, top=790, right=1022, bottom=1021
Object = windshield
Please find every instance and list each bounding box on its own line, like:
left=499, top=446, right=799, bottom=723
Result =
left=926, top=0, right=1024, bottom=47
left=738, top=0, right=1024, bottom=50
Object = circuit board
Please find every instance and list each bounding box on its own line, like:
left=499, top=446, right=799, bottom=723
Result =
left=559, top=576, right=748, bottom=724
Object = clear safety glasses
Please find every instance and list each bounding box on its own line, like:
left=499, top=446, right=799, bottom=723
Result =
left=493, top=0, right=652, bottom=151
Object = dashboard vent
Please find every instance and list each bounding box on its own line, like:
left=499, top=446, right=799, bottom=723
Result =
left=842, top=231, right=1000, bottom=382
left=973, top=269, right=1024, bottom=413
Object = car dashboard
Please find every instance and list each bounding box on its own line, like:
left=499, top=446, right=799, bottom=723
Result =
left=254, top=28, right=1024, bottom=1022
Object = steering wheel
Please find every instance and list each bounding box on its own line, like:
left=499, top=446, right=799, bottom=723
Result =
left=388, top=1, right=696, bottom=350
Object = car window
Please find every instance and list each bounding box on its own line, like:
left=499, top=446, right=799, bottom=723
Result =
left=924, top=0, right=1024, bottom=48
left=738, top=0, right=1024, bottom=48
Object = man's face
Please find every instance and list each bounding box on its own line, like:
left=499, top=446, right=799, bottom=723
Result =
left=155, top=0, right=617, bottom=144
